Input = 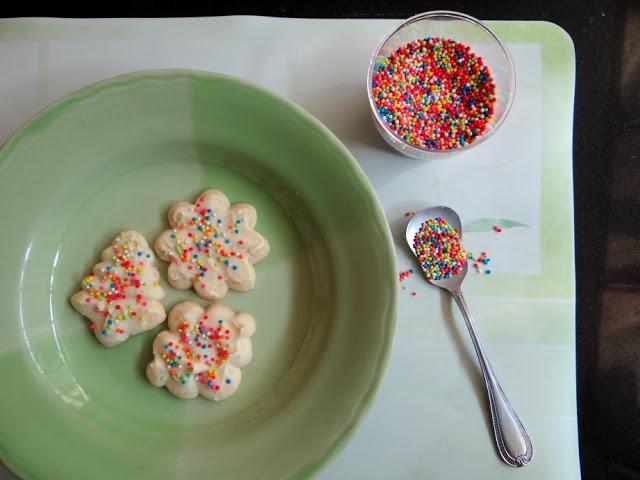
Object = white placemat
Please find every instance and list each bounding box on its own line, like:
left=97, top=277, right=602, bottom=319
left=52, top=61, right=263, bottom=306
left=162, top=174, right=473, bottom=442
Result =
left=0, top=16, right=578, bottom=480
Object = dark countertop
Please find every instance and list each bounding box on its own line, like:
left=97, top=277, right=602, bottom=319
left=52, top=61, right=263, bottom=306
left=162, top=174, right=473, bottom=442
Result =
left=2, top=1, right=636, bottom=479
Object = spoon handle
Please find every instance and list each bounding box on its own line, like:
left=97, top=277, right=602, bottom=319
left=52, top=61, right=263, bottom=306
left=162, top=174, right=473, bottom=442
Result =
left=450, top=288, right=533, bottom=467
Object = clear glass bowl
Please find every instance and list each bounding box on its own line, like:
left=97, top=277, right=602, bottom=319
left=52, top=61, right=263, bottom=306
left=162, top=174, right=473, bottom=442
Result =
left=367, top=11, right=516, bottom=160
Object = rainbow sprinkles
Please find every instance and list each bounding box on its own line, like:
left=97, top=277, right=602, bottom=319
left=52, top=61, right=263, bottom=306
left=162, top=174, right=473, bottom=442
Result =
left=146, top=301, right=255, bottom=401
left=412, top=217, right=467, bottom=280
left=155, top=189, right=270, bottom=301
left=70, top=230, right=166, bottom=347
left=372, top=37, right=496, bottom=151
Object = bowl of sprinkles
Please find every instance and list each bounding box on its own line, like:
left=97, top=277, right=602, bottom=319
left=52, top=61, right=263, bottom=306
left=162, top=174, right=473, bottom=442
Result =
left=367, top=11, right=515, bottom=159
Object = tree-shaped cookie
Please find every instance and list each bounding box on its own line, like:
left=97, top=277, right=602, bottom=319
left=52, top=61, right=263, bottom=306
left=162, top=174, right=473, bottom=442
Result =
left=146, top=301, right=255, bottom=401
left=154, top=189, right=270, bottom=301
left=70, top=231, right=166, bottom=347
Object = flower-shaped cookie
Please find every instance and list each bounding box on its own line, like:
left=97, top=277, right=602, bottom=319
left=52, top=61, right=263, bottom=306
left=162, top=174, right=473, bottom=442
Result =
left=70, top=231, right=166, bottom=347
left=154, top=190, right=270, bottom=301
left=146, top=301, right=255, bottom=401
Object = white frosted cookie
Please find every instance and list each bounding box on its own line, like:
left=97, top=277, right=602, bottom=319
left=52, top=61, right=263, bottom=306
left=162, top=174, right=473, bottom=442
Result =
left=70, top=230, right=166, bottom=347
left=146, top=301, right=255, bottom=401
left=154, top=189, right=270, bottom=301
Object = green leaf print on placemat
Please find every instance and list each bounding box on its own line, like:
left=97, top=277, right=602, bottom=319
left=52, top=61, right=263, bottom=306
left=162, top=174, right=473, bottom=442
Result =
left=463, top=218, right=529, bottom=233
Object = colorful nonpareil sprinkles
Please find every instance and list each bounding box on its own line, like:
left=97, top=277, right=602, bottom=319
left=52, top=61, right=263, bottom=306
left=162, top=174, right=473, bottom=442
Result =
left=398, top=269, right=414, bottom=282
left=372, top=37, right=496, bottom=150
left=161, top=317, right=234, bottom=391
left=169, top=196, right=247, bottom=281
left=468, top=251, right=492, bottom=275
left=413, top=217, right=467, bottom=280
left=79, top=234, right=157, bottom=336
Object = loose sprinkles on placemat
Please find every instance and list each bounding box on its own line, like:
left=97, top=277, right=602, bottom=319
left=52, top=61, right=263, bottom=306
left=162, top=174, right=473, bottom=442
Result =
left=399, top=269, right=414, bottom=282
left=468, top=251, right=492, bottom=275
left=412, top=217, right=467, bottom=280
left=371, top=37, right=496, bottom=151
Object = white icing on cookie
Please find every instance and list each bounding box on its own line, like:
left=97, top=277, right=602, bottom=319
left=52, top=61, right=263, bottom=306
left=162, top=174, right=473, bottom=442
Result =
left=154, top=189, right=270, bottom=301
left=70, top=230, right=166, bottom=347
left=146, top=301, right=256, bottom=401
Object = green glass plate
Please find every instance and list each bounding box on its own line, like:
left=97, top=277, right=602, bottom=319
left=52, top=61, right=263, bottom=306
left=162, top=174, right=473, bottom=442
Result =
left=0, top=70, right=396, bottom=480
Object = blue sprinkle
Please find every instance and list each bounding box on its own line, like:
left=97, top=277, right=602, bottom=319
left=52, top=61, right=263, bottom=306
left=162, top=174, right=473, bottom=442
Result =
left=217, top=219, right=222, bottom=224
left=218, top=319, right=223, bottom=324
left=181, top=380, right=186, bottom=385
left=146, top=254, right=151, bottom=258
left=137, top=251, right=142, bottom=256
left=207, top=208, right=212, bottom=213
left=232, top=265, right=238, bottom=270
left=225, top=239, right=231, bottom=244
left=485, top=270, right=492, bottom=275
left=107, top=319, right=113, bottom=325
left=102, top=330, right=108, bottom=336
left=224, top=259, right=230, bottom=265
left=225, top=378, right=232, bottom=384
left=483, top=258, right=490, bottom=264
left=234, top=229, right=240, bottom=234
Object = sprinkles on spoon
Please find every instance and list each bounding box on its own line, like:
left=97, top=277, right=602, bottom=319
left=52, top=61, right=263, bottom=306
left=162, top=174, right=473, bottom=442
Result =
left=413, top=217, right=467, bottom=280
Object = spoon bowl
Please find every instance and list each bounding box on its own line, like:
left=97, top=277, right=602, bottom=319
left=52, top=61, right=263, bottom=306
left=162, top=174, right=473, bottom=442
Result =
left=405, top=206, right=468, bottom=290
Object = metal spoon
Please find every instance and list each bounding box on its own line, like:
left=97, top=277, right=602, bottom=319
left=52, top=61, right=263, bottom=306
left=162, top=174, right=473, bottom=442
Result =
left=406, top=205, right=533, bottom=467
